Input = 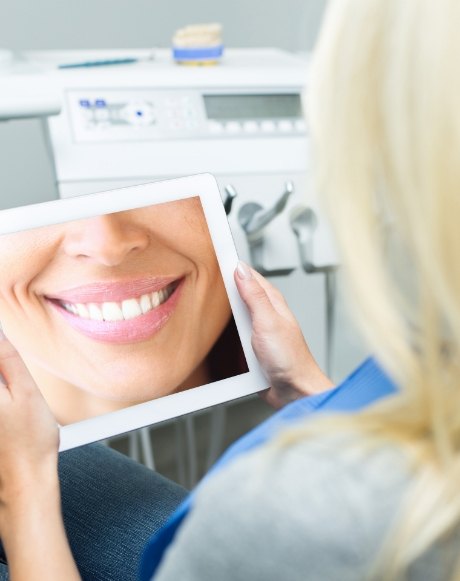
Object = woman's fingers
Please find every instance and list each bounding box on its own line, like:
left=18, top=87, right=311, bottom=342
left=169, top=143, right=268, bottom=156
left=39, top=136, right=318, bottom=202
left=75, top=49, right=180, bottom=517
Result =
left=235, top=262, right=296, bottom=323
left=234, top=262, right=276, bottom=326
left=250, top=269, right=298, bottom=321
left=234, top=262, right=333, bottom=408
left=0, top=329, right=37, bottom=395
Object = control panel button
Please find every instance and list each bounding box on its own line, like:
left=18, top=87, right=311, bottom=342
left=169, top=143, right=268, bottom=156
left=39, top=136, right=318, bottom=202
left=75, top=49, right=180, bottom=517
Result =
left=260, top=120, right=276, bottom=132
left=79, top=108, right=93, bottom=122
left=278, top=120, right=294, bottom=132
left=121, top=101, right=155, bottom=126
left=109, top=108, right=121, bottom=121
left=225, top=121, right=241, bottom=134
left=94, top=108, right=110, bottom=122
left=243, top=121, right=258, bottom=133
left=170, top=120, right=184, bottom=130
left=208, top=121, right=223, bottom=134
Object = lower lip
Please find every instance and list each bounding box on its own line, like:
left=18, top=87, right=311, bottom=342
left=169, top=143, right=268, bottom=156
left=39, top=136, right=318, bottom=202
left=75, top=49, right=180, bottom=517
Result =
left=48, top=280, right=184, bottom=345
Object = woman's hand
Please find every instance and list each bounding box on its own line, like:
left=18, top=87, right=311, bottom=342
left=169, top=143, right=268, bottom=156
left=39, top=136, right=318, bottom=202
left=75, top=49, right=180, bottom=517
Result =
left=235, top=262, right=334, bottom=409
left=0, top=329, right=81, bottom=580
left=0, top=328, right=59, bottom=516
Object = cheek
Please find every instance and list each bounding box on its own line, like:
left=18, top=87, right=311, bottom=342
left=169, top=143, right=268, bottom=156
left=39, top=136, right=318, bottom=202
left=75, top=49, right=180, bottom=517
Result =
left=0, top=232, right=56, bottom=293
left=0, top=255, right=34, bottom=312
left=0, top=257, right=42, bottom=304
left=186, top=234, right=230, bottom=312
left=0, top=237, right=57, bottom=333
left=198, top=259, right=232, bottom=333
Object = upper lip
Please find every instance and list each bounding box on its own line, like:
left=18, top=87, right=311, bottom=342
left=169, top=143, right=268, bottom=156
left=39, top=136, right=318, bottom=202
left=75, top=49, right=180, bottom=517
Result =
left=44, top=276, right=182, bottom=304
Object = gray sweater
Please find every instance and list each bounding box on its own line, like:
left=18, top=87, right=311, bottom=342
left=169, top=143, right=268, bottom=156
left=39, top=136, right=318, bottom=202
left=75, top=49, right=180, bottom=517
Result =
left=154, top=435, right=458, bottom=580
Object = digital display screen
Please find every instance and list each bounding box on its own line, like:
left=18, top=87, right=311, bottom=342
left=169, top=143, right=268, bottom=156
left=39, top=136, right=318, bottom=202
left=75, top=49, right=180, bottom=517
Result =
left=204, top=94, right=302, bottom=120
left=0, top=196, right=248, bottom=427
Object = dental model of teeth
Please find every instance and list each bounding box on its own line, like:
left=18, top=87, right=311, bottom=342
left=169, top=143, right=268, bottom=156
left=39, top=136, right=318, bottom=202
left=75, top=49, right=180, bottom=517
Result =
left=172, top=23, right=223, bottom=65
left=61, top=285, right=175, bottom=322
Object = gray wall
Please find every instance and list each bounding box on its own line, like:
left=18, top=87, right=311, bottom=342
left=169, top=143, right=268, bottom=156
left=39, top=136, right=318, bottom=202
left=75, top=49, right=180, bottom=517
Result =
left=0, top=119, right=58, bottom=209
left=1, top=0, right=326, bottom=52
left=0, top=0, right=327, bottom=210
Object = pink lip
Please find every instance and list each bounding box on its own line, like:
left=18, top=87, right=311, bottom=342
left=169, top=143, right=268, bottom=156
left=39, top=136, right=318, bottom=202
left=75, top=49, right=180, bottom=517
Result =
left=47, top=278, right=184, bottom=345
left=47, top=277, right=179, bottom=304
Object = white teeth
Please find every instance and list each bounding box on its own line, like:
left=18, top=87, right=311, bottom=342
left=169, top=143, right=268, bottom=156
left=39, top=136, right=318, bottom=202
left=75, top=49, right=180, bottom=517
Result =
left=60, top=283, right=175, bottom=322
left=151, top=291, right=160, bottom=308
left=140, top=293, right=152, bottom=314
left=76, top=303, right=90, bottom=319
left=64, top=303, right=78, bottom=315
left=122, top=298, right=142, bottom=320
left=88, top=303, right=103, bottom=321
left=102, top=302, right=124, bottom=322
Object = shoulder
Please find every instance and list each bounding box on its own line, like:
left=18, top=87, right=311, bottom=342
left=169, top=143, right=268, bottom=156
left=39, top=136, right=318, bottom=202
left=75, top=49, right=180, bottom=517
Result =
left=155, top=432, right=411, bottom=581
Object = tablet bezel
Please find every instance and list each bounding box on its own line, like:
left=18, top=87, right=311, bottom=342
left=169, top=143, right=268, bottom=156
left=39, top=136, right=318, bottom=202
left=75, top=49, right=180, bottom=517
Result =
left=0, top=173, right=269, bottom=451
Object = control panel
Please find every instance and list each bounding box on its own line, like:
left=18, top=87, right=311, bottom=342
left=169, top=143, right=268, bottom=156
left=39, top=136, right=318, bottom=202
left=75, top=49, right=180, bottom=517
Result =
left=67, top=89, right=307, bottom=143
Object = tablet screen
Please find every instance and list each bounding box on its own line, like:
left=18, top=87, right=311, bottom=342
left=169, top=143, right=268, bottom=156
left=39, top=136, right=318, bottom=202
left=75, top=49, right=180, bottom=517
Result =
left=0, top=175, right=267, bottom=449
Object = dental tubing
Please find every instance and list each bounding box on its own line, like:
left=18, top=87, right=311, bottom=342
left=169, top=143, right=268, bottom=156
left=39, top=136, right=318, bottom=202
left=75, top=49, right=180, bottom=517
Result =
left=172, top=23, right=223, bottom=65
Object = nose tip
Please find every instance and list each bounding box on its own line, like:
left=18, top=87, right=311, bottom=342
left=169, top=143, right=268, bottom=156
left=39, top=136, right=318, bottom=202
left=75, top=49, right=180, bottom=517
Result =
left=63, top=214, right=149, bottom=266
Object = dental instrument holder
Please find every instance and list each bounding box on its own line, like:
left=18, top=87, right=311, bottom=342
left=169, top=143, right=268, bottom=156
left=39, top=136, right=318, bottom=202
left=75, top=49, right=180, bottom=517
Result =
left=238, top=181, right=295, bottom=277
left=290, top=205, right=338, bottom=376
left=223, top=184, right=237, bottom=215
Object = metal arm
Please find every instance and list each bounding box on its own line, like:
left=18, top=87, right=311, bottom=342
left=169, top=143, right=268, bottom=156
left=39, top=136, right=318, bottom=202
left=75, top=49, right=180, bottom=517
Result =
left=290, top=204, right=338, bottom=375
left=237, top=182, right=295, bottom=277
left=223, top=184, right=237, bottom=215
left=239, top=181, right=294, bottom=243
left=290, top=205, right=318, bottom=273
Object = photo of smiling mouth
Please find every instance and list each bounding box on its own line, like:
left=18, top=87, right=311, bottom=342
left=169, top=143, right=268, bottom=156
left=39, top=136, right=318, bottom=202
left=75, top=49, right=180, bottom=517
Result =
left=59, top=281, right=178, bottom=321
left=46, top=278, right=183, bottom=344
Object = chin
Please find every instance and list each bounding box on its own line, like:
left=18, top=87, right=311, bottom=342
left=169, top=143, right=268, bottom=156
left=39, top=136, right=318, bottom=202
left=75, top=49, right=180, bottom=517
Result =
left=85, top=379, right=179, bottom=404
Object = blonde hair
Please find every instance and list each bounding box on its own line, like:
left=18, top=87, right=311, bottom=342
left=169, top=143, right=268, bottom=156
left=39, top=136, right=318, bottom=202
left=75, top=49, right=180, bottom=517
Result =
left=286, top=0, right=460, bottom=577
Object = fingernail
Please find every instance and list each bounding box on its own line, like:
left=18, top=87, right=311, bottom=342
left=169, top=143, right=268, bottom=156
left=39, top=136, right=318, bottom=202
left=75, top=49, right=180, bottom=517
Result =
left=236, top=261, right=252, bottom=280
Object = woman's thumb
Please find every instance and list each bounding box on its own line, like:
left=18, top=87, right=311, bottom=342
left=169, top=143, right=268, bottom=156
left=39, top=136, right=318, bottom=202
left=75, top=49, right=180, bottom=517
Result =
left=0, top=328, right=38, bottom=395
left=234, top=261, right=274, bottom=322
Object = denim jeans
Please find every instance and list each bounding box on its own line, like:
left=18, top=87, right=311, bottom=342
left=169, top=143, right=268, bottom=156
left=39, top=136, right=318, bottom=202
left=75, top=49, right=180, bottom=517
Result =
left=0, top=443, right=187, bottom=581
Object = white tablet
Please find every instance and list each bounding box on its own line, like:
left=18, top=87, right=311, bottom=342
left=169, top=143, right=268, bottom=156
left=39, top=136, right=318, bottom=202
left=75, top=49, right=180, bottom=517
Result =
left=0, top=173, right=269, bottom=451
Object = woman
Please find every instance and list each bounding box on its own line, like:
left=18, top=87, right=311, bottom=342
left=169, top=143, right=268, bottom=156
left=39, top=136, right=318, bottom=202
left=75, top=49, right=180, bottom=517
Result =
left=0, top=196, right=246, bottom=424
left=1, top=0, right=460, bottom=579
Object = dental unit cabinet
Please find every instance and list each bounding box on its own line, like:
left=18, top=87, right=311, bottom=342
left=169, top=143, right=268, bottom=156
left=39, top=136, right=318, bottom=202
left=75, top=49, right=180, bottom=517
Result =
left=23, top=47, right=337, bottom=371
